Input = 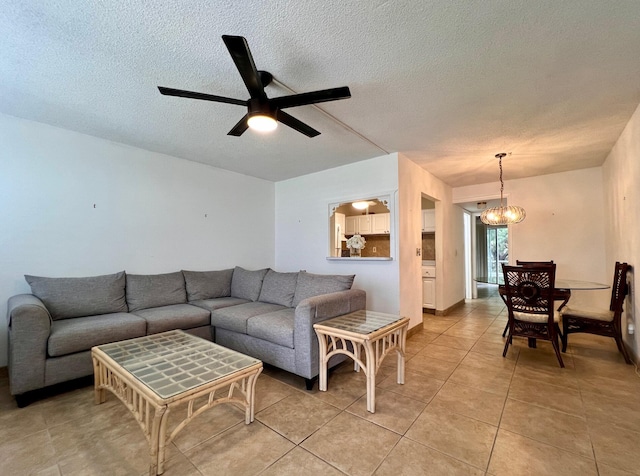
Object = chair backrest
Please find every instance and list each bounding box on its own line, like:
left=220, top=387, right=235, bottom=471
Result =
left=610, top=262, right=630, bottom=313
left=516, top=260, right=554, bottom=267
left=502, top=264, right=556, bottom=319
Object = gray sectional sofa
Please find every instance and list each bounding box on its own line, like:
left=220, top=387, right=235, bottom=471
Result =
left=7, top=267, right=365, bottom=405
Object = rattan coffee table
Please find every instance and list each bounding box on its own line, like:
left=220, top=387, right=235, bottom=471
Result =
left=314, top=310, right=409, bottom=413
left=91, top=330, right=262, bottom=475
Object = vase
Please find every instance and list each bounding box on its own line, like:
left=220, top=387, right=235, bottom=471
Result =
left=350, top=247, right=361, bottom=257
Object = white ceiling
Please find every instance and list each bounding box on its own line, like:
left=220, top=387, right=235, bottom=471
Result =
left=2, top=1, right=640, bottom=186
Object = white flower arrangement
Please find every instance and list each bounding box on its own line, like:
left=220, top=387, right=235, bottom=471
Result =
left=346, top=234, right=366, bottom=250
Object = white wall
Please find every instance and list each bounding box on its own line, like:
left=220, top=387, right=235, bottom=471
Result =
left=398, top=155, right=466, bottom=328
left=275, top=154, right=400, bottom=314
left=602, top=102, right=640, bottom=360
left=0, top=113, right=275, bottom=366
left=453, top=167, right=608, bottom=309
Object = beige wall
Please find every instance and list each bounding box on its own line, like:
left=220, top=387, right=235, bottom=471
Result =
left=398, top=155, right=466, bottom=329
left=602, top=102, right=640, bottom=360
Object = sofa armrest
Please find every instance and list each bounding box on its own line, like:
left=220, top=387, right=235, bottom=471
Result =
left=293, top=289, right=366, bottom=379
left=7, top=294, right=52, bottom=395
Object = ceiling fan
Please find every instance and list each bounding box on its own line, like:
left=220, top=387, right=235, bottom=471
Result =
left=158, top=35, right=351, bottom=137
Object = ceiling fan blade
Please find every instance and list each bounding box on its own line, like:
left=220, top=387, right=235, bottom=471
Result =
left=158, top=86, right=246, bottom=106
left=227, top=114, right=249, bottom=136
left=277, top=111, right=320, bottom=137
left=270, top=86, right=351, bottom=109
left=222, top=35, right=267, bottom=100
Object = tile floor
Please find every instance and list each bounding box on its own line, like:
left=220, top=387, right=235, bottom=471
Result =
left=2, top=285, right=640, bottom=475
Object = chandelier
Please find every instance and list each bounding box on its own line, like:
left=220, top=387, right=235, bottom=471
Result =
left=480, top=153, right=526, bottom=225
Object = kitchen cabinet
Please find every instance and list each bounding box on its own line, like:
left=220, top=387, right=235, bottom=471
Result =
left=371, top=213, right=390, bottom=234
left=422, top=266, right=436, bottom=309
left=345, top=215, right=372, bottom=235
left=422, top=209, right=435, bottom=233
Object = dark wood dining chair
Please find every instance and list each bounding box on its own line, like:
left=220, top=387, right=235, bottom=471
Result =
left=501, top=261, right=563, bottom=338
left=502, top=264, right=564, bottom=367
left=560, top=262, right=631, bottom=364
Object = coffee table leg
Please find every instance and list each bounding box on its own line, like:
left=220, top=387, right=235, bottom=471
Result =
left=149, top=407, right=167, bottom=476
left=364, top=341, right=376, bottom=413
left=318, top=333, right=329, bottom=392
left=246, top=369, right=262, bottom=423
left=92, top=357, right=106, bottom=405
left=397, top=328, right=407, bottom=385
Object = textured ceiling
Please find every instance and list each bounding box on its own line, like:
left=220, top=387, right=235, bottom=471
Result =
left=2, top=1, right=640, bottom=186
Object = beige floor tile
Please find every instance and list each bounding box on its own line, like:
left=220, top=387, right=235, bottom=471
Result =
left=573, top=354, right=640, bottom=381
left=185, top=421, right=294, bottom=476
left=427, top=381, right=506, bottom=426
left=516, top=344, right=575, bottom=369
left=34, top=465, right=61, bottom=476
left=37, top=386, right=119, bottom=427
left=508, top=375, right=585, bottom=417
left=406, top=408, right=497, bottom=470
left=0, top=430, right=57, bottom=476
left=171, top=402, right=245, bottom=452
left=257, top=392, right=340, bottom=444
left=513, top=361, right=580, bottom=389
left=157, top=452, right=203, bottom=476
left=430, top=334, right=478, bottom=351
left=404, top=339, right=429, bottom=355
left=487, top=429, right=598, bottom=476
left=500, top=398, right=593, bottom=458
left=470, top=339, right=518, bottom=359
left=588, top=420, right=640, bottom=474
left=447, top=363, right=512, bottom=396
left=253, top=374, right=297, bottom=412
left=374, top=437, right=484, bottom=475
left=405, top=354, right=459, bottom=380
left=462, top=350, right=517, bottom=370
left=577, top=373, right=640, bottom=401
left=582, top=390, right=640, bottom=432
left=597, top=463, right=638, bottom=476
left=377, top=369, right=444, bottom=403
left=346, top=387, right=427, bottom=434
left=301, top=412, right=400, bottom=476
left=0, top=402, right=48, bottom=445
left=406, top=331, right=441, bottom=345
left=56, top=429, right=157, bottom=476
left=415, top=344, right=468, bottom=364
left=260, top=447, right=344, bottom=476
left=309, top=367, right=368, bottom=410
left=422, top=320, right=456, bottom=334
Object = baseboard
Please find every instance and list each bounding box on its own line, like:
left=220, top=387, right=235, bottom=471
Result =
left=433, top=298, right=465, bottom=316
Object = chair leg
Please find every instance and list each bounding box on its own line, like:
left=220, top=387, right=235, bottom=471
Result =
left=561, top=322, right=569, bottom=352
left=550, top=334, right=565, bottom=368
left=614, top=334, right=633, bottom=365
left=502, top=333, right=511, bottom=358
left=502, top=321, right=508, bottom=337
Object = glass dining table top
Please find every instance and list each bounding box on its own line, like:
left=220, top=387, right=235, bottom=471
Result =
left=475, top=276, right=609, bottom=290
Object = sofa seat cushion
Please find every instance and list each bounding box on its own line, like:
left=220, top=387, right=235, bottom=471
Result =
left=132, top=304, right=211, bottom=334
left=247, top=308, right=295, bottom=349
left=189, top=297, right=250, bottom=313
left=211, top=302, right=286, bottom=334
left=48, top=313, right=146, bottom=357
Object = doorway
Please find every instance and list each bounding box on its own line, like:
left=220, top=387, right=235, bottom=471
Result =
left=484, top=226, right=508, bottom=284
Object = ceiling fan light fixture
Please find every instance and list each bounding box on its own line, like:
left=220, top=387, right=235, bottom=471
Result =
left=248, top=114, right=278, bottom=132
left=480, top=153, right=526, bottom=226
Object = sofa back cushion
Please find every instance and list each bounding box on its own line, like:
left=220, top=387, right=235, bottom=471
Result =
left=231, top=267, right=269, bottom=301
left=25, top=271, right=128, bottom=320
left=126, top=272, right=186, bottom=312
left=258, top=270, right=299, bottom=307
left=182, top=269, right=233, bottom=301
left=292, top=271, right=355, bottom=307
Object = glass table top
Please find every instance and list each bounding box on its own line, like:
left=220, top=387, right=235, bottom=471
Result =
left=475, top=276, right=609, bottom=290
left=95, top=330, right=261, bottom=399
left=317, top=310, right=405, bottom=334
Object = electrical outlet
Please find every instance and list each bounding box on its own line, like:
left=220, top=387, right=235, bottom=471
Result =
left=373, top=246, right=377, bottom=253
